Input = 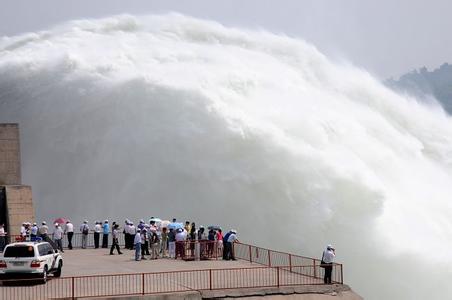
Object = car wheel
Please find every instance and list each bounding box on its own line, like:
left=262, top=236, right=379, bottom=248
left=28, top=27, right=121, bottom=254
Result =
left=54, top=261, right=62, bottom=277
left=41, top=266, right=48, bottom=284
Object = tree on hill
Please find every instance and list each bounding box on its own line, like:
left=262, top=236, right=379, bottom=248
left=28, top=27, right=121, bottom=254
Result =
left=386, top=63, right=452, bottom=114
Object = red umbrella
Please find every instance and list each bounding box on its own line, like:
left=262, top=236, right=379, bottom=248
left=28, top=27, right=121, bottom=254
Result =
left=53, top=217, right=67, bottom=225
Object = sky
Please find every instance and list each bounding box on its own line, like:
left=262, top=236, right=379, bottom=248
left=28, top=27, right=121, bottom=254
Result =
left=0, top=0, right=451, bottom=79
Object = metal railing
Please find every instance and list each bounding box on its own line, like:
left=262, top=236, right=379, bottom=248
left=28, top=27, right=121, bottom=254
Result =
left=233, top=242, right=343, bottom=284
left=0, top=235, right=343, bottom=299
left=0, top=264, right=341, bottom=300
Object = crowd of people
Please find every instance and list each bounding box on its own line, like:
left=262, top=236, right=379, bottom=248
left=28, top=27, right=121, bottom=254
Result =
left=2, top=219, right=337, bottom=285
left=6, top=218, right=239, bottom=262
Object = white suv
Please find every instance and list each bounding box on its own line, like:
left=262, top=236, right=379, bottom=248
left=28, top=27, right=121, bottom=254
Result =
left=0, top=241, right=63, bottom=283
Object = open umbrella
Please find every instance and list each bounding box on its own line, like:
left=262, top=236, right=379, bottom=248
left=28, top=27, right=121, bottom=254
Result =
left=53, top=217, right=67, bottom=225
left=149, top=217, right=162, bottom=224
left=160, top=220, right=170, bottom=228
left=208, top=225, right=222, bottom=231
left=168, top=222, right=183, bottom=230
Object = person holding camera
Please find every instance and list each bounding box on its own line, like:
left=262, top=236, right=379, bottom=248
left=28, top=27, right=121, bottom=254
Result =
left=321, top=244, right=336, bottom=284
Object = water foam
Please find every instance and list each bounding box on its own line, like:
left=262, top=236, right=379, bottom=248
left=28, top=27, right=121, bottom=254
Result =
left=1, top=14, right=452, bottom=299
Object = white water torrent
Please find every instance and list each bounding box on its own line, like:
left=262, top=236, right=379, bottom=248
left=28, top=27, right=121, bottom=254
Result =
left=1, top=14, right=452, bottom=299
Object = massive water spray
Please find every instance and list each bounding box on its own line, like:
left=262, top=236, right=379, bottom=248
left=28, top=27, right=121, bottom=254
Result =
left=1, top=14, right=452, bottom=299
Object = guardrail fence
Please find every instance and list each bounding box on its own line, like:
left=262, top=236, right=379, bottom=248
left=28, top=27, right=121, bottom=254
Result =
left=0, top=235, right=343, bottom=300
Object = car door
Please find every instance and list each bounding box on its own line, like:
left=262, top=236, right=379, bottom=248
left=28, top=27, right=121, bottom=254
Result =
left=42, top=244, right=54, bottom=270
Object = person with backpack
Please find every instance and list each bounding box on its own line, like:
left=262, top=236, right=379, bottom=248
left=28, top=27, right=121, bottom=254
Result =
left=80, top=220, right=89, bottom=249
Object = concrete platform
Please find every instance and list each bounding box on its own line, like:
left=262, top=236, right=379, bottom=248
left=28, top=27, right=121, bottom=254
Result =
left=62, top=248, right=256, bottom=277
left=1, top=248, right=332, bottom=300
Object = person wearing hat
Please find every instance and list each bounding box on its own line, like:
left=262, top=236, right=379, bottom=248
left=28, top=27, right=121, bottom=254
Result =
left=80, top=220, right=89, bottom=249
left=30, top=222, right=39, bottom=241
left=39, top=221, right=49, bottom=240
left=94, top=221, right=102, bottom=249
left=134, top=229, right=142, bottom=261
left=175, top=228, right=186, bottom=259
left=223, top=229, right=239, bottom=261
left=65, top=220, right=74, bottom=249
left=110, top=223, right=123, bottom=255
left=102, top=220, right=109, bottom=248
left=53, top=223, right=64, bottom=252
left=321, top=245, right=336, bottom=284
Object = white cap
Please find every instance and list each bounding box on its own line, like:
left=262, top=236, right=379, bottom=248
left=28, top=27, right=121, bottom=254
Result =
left=84, top=220, right=88, bottom=223
left=231, top=229, right=237, bottom=234
left=55, top=223, right=59, bottom=226
left=42, top=221, right=47, bottom=225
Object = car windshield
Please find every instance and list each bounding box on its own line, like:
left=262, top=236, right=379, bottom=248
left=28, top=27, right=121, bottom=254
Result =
left=3, top=245, right=35, bottom=257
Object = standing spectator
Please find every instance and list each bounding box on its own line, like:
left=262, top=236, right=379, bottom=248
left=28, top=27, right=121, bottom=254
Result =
left=216, top=229, right=223, bottom=257
left=168, top=228, right=176, bottom=258
left=134, top=229, right=142, bottom=261
left=30, top=223, right=38, bottom=241
left=39, top=221, right=49, bottom=240
left=80, top=220, right=89, bottom=249
left=175, top=228, right=187, bottom=259
left=123, top=220, right=130, bottom=250
left=0, top=224, right=7, bottom=252
left=138, top=220, right=145, bottom=231
left=65, top=220, right=74, bottom=250
left=140, top=227, right=149, bottom=258
left=53, top=223, right=64, bottom=252
left=322, top=245, right=336, bottom=284
left=189, top=223, right=196, bottom=257
left=150, top=230, right=160, bottom=260
left=102, top=220, right=109, bottom=248
left=160, top=227, right=168, bottom=258
left=129, top=222, right=136, bottom=250
left=224, top=230, right=239, bottom=260
left=20, top=222, right=27, bottom=241
left=198, top=226, right=207, bottom=259
left=94, top=221, right=101, bottom=249
left=184, top=221, right=191, bottom=233
left=109, top=224, right=122, bottom=255
left=208, top=229, right=215, bottom=257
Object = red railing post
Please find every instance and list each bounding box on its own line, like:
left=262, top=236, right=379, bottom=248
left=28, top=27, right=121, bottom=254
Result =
left=289, top=254, right=292, bottom=273
left=249, top=245, right=252, bottom=263
left=268, top=249, right=271, bottom=267
left=71, top=276, right=75, bottom=300
left=340, top=264, right=344, bottom=284
left=209, top=269, right=213, bottom=290
left=142, top=273, right=145, bottom=295
left=313, top=259, right=316, bottom=278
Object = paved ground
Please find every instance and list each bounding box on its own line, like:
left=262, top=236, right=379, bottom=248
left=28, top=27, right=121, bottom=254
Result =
left=1, top=249, right=325, bottom=300
left=62, top=248, right=254, bottom=276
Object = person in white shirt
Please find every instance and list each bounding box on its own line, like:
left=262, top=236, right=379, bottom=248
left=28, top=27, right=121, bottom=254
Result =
left=134, top=229, right=142, bottom=261
left=30, top=223, right=39, bottom=241
left=175, top=228, right=187, bottom=259
left=53, top=223, right=64, bottom=252
left=39, top=221, right=49, bottom=239
left=94, top=221, right=102, bottom=249
left=80, top=220, right=89, bottom=249
left=65, top=220, right=74, bottom=249
left=225, top=230, right=239, bottom=260
left=109, top=223, right=122, bottom=255
left=20, top=223, right=27, bottom=240
left=322, top=245, right=336, bottom=284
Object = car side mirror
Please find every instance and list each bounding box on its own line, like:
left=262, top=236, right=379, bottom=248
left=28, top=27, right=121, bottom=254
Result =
left=47, top=250, right=54, bottom=255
